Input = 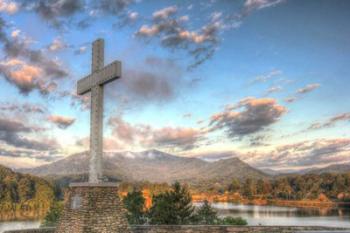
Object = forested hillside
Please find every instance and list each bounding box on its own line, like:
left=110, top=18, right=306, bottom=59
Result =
left=0, top=165, right=54, bottom=221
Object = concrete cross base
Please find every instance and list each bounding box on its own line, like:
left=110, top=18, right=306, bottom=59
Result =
left=55, top=183, right=130, bottom=233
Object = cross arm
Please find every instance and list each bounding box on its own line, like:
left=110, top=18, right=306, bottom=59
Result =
left=77, top=74, right=93, bottom=95
left=77, top=61, right=122, bottom=95
left=95, top=61, right=121, bottom=86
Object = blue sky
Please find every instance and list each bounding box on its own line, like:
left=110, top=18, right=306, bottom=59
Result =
left=0, top=0, right=349, bottom=171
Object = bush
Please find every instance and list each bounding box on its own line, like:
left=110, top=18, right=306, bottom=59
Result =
left=217, top=216, right=247, bottom=225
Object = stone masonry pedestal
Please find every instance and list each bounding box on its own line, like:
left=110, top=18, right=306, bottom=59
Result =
left=55, top=183, right=130, bottom=233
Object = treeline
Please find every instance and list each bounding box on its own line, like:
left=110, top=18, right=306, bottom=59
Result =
left=0, top=165, right=54, bottom=220
left=225, top=173, right=350, bottom=201
left=116, top=173, right=350, bottom=201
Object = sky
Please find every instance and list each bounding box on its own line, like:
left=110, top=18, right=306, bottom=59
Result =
left=0, top=0, right=349, bottom=172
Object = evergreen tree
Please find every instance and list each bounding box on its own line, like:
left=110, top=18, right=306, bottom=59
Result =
left=148, top=182, right=194, bottom=225
left=123, top=190, right=146, bottom=224
left=194, top=200, right=218, bottom=224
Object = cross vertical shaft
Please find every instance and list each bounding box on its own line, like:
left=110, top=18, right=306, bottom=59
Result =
left=89, top=39, right=104, bottom=183
left=77, top=38, right=121, bottom=184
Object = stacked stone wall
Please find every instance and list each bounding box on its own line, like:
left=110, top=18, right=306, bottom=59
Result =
left=54, top=183, right=130, bottom=233
left=5, top=225, right=349, bottom=233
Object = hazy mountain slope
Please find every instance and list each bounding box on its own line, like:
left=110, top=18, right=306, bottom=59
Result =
left=306, top=163, right=350, bottom=175
left=20, top=150, right=269, bottom=184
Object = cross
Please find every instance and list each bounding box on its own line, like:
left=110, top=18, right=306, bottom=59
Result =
left=77, top=39, right=121, bottom=183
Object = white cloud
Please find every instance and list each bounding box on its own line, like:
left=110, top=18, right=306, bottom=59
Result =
left=152, top=5, right=177, bottom=20
left=48, top=37, right=67, bottom=52
left=11, top=29, right=20, bottom=38
left=0, top=0, right=18, bottom=14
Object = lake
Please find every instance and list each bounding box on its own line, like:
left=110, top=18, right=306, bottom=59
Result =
left=0, top=221, right=40, bottom=233
left=207, top=202, right=350, bottom=228
left=1, top=203, right=350, bottom=232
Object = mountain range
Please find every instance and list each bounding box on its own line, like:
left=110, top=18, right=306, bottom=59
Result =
left=20, top=149, right=269, bottom=185
left=262, top=163, right=350, bottom=177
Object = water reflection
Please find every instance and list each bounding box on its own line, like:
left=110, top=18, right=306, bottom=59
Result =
left=196, top=202, right=350, bottom=228
left=0, top=221, right=40, bottom=233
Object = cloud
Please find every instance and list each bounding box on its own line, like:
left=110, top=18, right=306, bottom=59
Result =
left=0, top=102, right=46, bottom=114
left=48, top=37, right=67, bottom=51
left=268, top=139, right=350, bottom=168
left=265, top=86, right=282, bottom=95
left=0, top=17, right=68, bottom=95
left=18, top=0, right=84, bottom=28
left=133, top=1, right=284, bottom=69
left=113, top=10, right=139, bottom=28
left=0, top=117, right=31, bottom=133
left=183, top=113, right=192, bottom=118
left=104, top=56, right=185, bottom=110
left=250, top=69, right=282, bottom=84
left=285, top=83, right=321, bottom=103
left=91, top=0, right=133, bottom=15
left=76, top=136, right=123, bottom=151
left=128, top=11, right=138, bottom=21
left=199, top=138, right=350, bottom=171
left=3, top=41, right=68, bottom=81
left=11, top=29, right=20, bottom=38
left=48, top=115, right=75, bottom=129
left=74, top=45, right=87, bottom=55
left=0, top=148, right=62, bottom=166
left=89, top=0, right=138, bottom=28
left=297, top=83, right=321, bottom=94
left=136, top=6, right=224, bottom=69
left=209, top=97, right=286, bottom=139
left=0, top=0, right=18, bottom=14
left=284, top=97, right=296, bottom=103
left=152, top=127, right=203, bottom=150
left=153, top=5, right=177, bottom=20
left=108, top=116, right=204, bottom=151
left=68, top=91, right=90, bottom=110
left=0, top=117, right=56, bottom=151
left=308, top=113, right=350, bottom=130
left=0, top=58, right=58, bottom=95
left=0, top=132, right=56, bottom=151
left=192, top=151, right=237, bottom=162
left=241, top=0, right=285, bottom=17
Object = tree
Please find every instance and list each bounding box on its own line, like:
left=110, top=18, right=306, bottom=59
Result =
left=41, top=201, right=63, bottom=227
left=123, top=190, right=146, bottom=224
left=274, top=178, right=292, bottom=199
left=256, top=179, right=264, bottom=195
left=228, top=179, right=241, bottom=193
left=18, top=178, right=36, bottom=200
left=148, top=182, right=194, bottom=225
left=243, top=178, right=256, bottom=199
left=8, top=181, right=19, bottom=203
left=194, top=200, right=217, bottom=224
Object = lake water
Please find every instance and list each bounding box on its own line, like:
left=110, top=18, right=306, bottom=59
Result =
left=1, top=204, right=350, bottom=232
left=0, top=221, right=40, bottom=233
left=207, top=202, right=350, bottom=228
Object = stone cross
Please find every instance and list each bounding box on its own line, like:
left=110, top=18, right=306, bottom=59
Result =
left=77, top=39, right=121, bottom=183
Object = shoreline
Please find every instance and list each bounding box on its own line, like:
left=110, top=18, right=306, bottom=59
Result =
left=191, top=193, right=350, bottom=209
